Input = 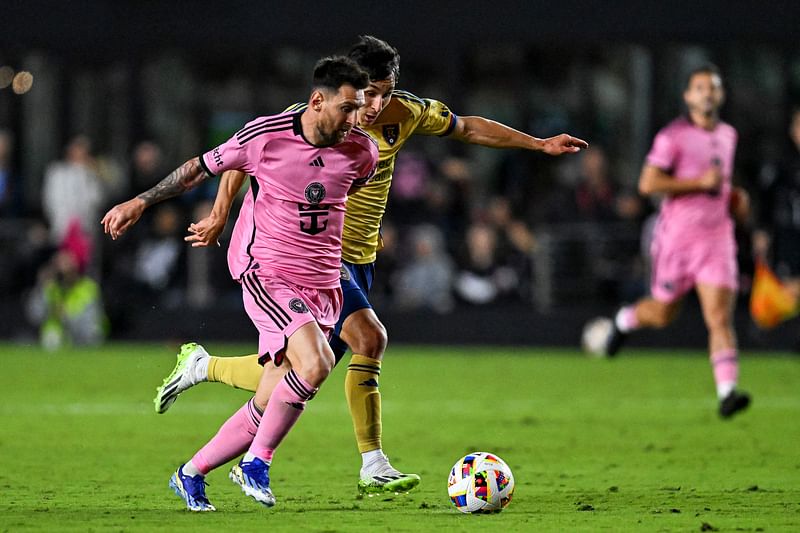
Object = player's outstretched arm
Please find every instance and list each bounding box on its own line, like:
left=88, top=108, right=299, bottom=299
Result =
left=638, top=164, right=721, bottom=197
left=452, top=116, right=588, bottom=155
left=101, top=157, right=211, bottom=240
left=185, top=170, right=247, bottom=247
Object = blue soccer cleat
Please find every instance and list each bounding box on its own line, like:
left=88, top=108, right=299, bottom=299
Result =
left=229, top=457, right=276, bottom=507
left=169, top=465, right=216, bottom=512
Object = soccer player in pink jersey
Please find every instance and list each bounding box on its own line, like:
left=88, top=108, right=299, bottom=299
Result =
left=588, top=64, right=751, bottom=419
left=149, top=35, right=587, bottom=495
left=102, top=56, right=378, bottom=511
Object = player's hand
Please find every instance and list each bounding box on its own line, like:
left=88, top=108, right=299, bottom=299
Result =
left=752, top=229, right=770, bottom=260
left=101, top=198, right=146, bottom=240
left=729, top=186, right=750, bottom=225
left=541, top=134, right=589, bottom=156
left=185, top=212, right=224, bottom=248
left=698, top=167, right=722, bottom=193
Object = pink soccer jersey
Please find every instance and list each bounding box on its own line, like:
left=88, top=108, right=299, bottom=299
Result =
left=646, top=116, right=738, bottom=242
left=200, top=111, right=378, bottom=289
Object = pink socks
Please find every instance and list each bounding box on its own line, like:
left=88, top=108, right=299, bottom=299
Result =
left=248, top=370, right=318, bottom=462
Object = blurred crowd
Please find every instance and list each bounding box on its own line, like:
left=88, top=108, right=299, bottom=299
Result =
left=3, top=106, right=800, bottom=346
left=2, top=43, right=800, bottom=345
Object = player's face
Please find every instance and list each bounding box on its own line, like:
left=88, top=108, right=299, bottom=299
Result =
left=790, top=110, right=800, bottom=150
left=316, top=84, right=365, bottom=145
left=683, top=72, right=724, bottom=116
left=359, top=78, right=395, bottom=126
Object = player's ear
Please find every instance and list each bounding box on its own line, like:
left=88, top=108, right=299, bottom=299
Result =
left=310, top=90, right=325, bottom=112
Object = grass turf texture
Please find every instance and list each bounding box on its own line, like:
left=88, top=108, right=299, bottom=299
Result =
left=0, top=343, right=798, bottom=532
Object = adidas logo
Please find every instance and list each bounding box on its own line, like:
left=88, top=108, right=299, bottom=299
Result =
left=309, top=156, right=325, bottom=167
left=359, top=378, right=379, bottom=387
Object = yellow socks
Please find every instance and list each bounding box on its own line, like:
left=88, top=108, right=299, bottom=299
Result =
left=345, top=354, right=382, bottom=453
left=207, top=353, right=262, bottom=392
left=207, top=352, right=384, bottom=453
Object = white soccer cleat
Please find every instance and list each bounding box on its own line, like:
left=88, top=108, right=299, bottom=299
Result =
left=358, top=452, right=420, bottom=494
left=153, top=343, right=209, bottom=414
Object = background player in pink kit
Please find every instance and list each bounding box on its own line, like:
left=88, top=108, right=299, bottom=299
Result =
left=102, top=56, right=378, bottom=510
left=590, top=64, right=751, bottom=419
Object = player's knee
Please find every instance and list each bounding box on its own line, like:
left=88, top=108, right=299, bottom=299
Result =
left=303, top=350, right=335, bottom=386
left=704, top=309, right=732, bottom=332
left=351, top=322, right=388, bottom=359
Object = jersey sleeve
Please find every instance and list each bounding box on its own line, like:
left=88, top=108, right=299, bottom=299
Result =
left=415, top=98, right=458, bottom=137
left=645, top=128, right=678, bottom=172
left=200, top=122, right=259, bottom=176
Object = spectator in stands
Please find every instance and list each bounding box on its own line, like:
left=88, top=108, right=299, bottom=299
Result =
left=41, top=135, right=106, bottom=246
left=118, top=203, right=187, bottom=310
left=755, top=107, right=800, bottom=298
left=453, top=222, right=519, bottom=305
left=129, top=140, right=167, bottom=193
left=25, top=248, right=107, bottom=350
left=0, top=129, right=18, bottom=216
left=571, top=146, right=618, bottom=222
left=395, top=224, right=454, bottom=313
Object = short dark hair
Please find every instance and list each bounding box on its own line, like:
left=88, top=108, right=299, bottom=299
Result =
left=685, top=63, right=722, bottom=89
left=312, top=56, right=370, bottom=93
left=347, top=35, right=401, bottom=84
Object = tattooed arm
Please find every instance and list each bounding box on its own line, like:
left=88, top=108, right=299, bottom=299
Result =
left=101, top=157, right=212, bottom=240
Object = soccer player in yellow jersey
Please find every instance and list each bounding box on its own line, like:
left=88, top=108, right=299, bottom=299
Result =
left=154, top=36, right=587, bottom=493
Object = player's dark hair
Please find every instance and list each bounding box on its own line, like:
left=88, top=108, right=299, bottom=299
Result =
left=685, top=63, right=722, bottom=89
left=347, top=35, right=401, bottom=84
left=312, top=56, right=370, bottom=93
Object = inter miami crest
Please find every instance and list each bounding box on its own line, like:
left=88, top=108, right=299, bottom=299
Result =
left=288, top=298, right=309, bottom=313
left=382, top=124, right=399, bottom=146
left=305, top=182, right=326, bottom=205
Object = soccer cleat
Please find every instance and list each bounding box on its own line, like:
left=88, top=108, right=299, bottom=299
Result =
left=154, top=343, right=209, bottom=414
left=169, top=465, right=216, bottom=512
left=358, top=454, right=421, bottom=494
left=229, top=457, right=276, bottom=507
left=719, top=390, right=751, bottom=419
left=604, top=321, right=628, bottom=357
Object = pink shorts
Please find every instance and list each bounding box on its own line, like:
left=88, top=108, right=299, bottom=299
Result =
left=240, top=270, right=343, bottom=365
left=650, top=232, right=738, bottom=303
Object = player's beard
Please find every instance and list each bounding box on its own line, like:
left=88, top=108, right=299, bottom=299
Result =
left=316, top=124, right=350, bottom=146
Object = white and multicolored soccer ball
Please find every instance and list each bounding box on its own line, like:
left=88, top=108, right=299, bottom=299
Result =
left=581, top=316, right=614, bottom=357
left=447, top=452, right=515, bottom=514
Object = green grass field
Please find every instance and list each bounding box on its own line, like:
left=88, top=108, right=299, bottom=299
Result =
left=1, top=343, right=798, bottom=532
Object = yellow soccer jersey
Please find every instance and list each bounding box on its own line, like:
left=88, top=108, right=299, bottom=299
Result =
left=284, top=92, right=457, bottom=263
left=344, top=91, right=457, bottom=263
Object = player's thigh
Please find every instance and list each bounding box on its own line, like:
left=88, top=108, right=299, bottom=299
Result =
left=339, top=307, right=387, bottom=359
left=696, top=283, right=735, bottom=328
left=285, top=321, right=336, bottom=381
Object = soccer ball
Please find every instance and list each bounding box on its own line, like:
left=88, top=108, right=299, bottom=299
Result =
left=447, top=452, right=515, bottom=514
left=581, top=316, right=613, bottom=357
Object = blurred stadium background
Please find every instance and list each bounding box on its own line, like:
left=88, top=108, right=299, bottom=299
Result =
left=2, top=0, right=800, bottom=350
